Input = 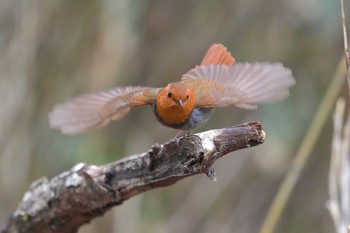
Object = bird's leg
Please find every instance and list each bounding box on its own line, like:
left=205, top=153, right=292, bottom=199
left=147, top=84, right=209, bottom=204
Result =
left=171, top=130, right=183, bottom=145
left=175, top=130, right=184, bottom=138
left=170, top=130, right=193, bottom=145
left=168, top=131, right=184, bottom=145
left=184, top=130, right=193, bottom=137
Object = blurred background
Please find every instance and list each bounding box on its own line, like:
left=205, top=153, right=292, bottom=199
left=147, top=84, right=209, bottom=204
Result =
left=0, top=0, right=346, bottom=232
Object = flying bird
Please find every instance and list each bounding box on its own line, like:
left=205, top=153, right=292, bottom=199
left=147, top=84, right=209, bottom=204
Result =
left=49, top=43, right=295, bottom=135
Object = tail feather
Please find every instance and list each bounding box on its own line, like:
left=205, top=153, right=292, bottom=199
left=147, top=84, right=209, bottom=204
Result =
left=200, top=43, right=235, bottom=66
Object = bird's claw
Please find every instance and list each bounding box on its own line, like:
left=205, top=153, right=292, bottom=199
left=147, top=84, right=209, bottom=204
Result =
left=170, top=130, right=194, bottom=145
left=170, top=135, right=182, bottom=146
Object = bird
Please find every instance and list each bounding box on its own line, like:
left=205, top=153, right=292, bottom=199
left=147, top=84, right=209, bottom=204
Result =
left=49, top=43, right=295, bottom=135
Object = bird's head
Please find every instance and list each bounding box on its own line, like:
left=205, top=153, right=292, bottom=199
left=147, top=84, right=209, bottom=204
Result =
left=156, top=82, right=196, bottom=125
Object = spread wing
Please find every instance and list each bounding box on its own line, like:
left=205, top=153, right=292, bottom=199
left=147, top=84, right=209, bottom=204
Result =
left=49, top=86, right=159, bottom=135
left=181, top=63, right=295, bottom=109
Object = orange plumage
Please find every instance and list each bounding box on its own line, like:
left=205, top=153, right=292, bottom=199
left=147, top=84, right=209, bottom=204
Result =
left=155, top=82, right=196, bottom=126
left=49, top=43, right=295, bottom=135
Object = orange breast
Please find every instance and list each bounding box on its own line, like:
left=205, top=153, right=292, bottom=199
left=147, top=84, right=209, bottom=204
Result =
left=156, top=104, right=192, bottom=125
left=154, top=90, right=195, bottom=126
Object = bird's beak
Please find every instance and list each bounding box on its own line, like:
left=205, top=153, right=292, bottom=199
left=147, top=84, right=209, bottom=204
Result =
left=175, top=99, right=183, bottom=106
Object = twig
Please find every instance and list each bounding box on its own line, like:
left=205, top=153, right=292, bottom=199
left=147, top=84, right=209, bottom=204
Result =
left=328, top=98, right=350, bottom=233
left=341, top=0, right=350, bottom=97
left=259, top=57, right=346, bottom=233
left=341, top=0, right=349, bottom=66
left=1, top=122, right=265, bottom=233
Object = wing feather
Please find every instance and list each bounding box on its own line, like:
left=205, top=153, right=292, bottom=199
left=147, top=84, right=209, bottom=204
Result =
left=181, top=63, right=295, bottom=109
left=49, top=86, right=158, bottom=135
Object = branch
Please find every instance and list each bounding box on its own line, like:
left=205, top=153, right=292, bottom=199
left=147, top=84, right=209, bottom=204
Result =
left=341, top=0, right=350, bottom=97
left=341, top=0, right=349, bottom=67
left=1, top=122, right=265, bottom=233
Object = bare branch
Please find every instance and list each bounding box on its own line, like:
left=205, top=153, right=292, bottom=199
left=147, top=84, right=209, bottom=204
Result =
left=341, top=0, right=349, bottom=67
left=341, top=0, right=350, bottom=97
left=1, top=122, right=265, bottom=233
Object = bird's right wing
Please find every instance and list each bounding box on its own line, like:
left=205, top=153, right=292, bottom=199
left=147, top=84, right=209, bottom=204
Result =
left=181, top=63, right=295, bottom=109
left=49, top=86, right=159, bottom=135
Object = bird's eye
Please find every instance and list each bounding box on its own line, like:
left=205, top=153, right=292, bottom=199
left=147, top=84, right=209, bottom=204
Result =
left=167, top=92, right=172, bottom=98
left=186, top=95, right=189, bottom=99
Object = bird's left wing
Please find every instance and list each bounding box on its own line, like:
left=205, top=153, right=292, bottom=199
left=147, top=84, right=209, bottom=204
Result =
left=49, top=86, right=159, bottom=135
left=181, top=63, right=295, bottom=109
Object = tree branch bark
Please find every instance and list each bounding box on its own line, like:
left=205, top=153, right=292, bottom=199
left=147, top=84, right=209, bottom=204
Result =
left=1, top=122, right=265, bottom=233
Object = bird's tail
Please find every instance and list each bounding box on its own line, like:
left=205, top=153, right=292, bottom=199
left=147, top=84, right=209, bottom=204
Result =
left=200, top=43, right=235, bottom=66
